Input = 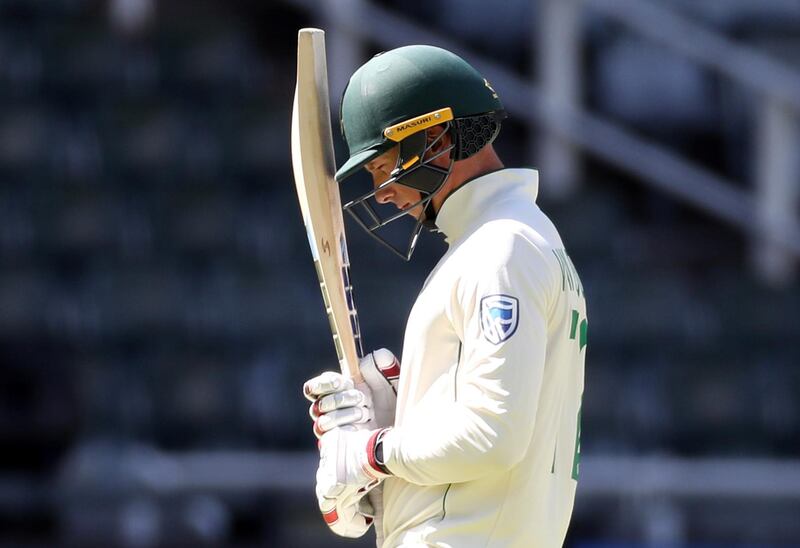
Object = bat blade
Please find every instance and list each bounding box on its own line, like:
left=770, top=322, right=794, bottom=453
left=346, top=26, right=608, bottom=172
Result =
left=291, top=28, right=363, bottom=381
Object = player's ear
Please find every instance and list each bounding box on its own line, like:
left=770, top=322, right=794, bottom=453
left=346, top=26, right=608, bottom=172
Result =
left=426, top=124, right=450, bottom=153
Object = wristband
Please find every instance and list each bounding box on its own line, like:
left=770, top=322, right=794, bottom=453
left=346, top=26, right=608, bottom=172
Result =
left=368, top=428, right=391, bottom=475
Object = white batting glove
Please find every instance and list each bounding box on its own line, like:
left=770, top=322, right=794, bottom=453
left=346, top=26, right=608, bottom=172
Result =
left=317, top=485, right=376, bottom=538
left=302, top=350, right=399, bottom=538
left=360, top=348, right=400, bottom=428
left=303, top=349, right=400, bottom=437
left=316, top=428, right=392, bottom=512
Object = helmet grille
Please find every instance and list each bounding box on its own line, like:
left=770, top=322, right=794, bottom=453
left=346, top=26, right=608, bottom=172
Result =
left=453, top=111, right=505, bottom=160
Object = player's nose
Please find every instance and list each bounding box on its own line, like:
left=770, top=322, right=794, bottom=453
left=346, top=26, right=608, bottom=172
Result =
left=374, top=186, right=394, bottom=204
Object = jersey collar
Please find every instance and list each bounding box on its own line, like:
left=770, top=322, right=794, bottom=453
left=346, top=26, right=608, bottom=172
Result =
left=435, top=168, right=540, bottom=244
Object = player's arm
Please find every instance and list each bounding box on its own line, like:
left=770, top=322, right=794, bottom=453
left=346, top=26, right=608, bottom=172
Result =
left=380, top=234, right=556, bottom=485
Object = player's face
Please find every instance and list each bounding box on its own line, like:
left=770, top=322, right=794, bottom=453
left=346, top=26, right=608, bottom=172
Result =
left=365, top=146, right=425, bottom=219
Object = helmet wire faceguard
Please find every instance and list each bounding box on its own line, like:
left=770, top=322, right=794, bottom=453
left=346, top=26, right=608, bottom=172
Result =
left=342, top=123, right=455, bottom=261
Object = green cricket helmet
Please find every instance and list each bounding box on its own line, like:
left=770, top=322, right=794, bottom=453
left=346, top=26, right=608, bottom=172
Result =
left=336, top=45, right=505, bottom=260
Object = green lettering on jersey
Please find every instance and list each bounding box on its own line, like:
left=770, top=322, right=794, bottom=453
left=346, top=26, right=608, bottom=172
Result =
left=569, top=309, right=588, bottom=351
left=552, top=248, right=583, bottom=297
left=572, top=405, right=582, bottom=480
left=569, top=309, right=579, bottom=340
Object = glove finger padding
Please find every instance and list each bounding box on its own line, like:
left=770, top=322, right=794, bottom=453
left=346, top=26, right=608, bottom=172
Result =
left=307, top=381, right=374, bottom=438
left=311, top=388, right=369, bottom=418
left=313, top=406, right=371, bottom=438
left=303, top=349, right=399, bottom=439
left=303, top=371, right=354, bottom=401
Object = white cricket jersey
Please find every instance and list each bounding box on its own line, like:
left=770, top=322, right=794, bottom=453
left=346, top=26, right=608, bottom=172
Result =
left=379, top=168, right=587, bottom=547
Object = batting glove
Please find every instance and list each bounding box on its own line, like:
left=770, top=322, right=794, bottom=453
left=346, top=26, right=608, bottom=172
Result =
left=316, top=428, right=392, bottom=509
left=302, top=350, right=399, bottom=538
left=303, top=349, right=400, bottom=437
left=317, top=484, right=376, bottom=538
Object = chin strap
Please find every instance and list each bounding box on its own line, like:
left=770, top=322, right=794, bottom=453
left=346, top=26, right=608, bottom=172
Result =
left=421, top=201, right=439, bottom=231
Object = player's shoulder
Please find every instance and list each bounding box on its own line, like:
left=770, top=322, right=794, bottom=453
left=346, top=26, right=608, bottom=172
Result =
left=455, top=217, right=558, bottom=281
left=447, top=220, right=562, bottom=318
left=446, top=168, right=567, bottom=277
left=471, top=201, right=560, bottom=251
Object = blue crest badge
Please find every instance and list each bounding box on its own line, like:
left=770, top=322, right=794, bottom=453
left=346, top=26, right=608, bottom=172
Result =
left=480, top=294, right=519, bottom=344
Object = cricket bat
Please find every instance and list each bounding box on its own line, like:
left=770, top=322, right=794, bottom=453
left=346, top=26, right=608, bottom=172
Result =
left=291, top=28, right=364, bottom=382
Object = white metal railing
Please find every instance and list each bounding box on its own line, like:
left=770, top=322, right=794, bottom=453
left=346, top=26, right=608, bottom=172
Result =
left=581, top=0, right=800, bottom=285
left=55, top=447, right=800, bottom=544
left=586, top=0, right=800, bottom=108
left=58, top=448, right=800, bottom=499
left=59, top=446, right=800, bottom=499
left=287, top=0, right=800, bottom=286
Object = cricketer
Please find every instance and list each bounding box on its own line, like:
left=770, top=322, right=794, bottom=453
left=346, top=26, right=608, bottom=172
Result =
left=303, top=44, right=588, bottom=548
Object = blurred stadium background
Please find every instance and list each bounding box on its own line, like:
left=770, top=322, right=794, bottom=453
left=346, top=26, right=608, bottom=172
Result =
left=0, top=0, right=798, bottom=546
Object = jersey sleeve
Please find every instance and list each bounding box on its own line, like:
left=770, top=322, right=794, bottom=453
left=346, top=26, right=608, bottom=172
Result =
left=382, top=230, right=556, bottom=485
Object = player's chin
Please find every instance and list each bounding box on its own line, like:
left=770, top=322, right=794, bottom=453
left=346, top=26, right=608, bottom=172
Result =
left=402, top=203, right=425, bottom=220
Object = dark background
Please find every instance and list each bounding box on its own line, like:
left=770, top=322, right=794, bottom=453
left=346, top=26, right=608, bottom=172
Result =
left=1, top=0, right=798, bottom=546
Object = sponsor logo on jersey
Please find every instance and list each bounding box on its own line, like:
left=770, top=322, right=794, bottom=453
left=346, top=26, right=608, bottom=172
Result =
left=480, top=294, right=519, bottom=344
